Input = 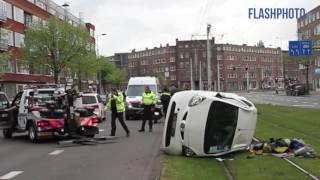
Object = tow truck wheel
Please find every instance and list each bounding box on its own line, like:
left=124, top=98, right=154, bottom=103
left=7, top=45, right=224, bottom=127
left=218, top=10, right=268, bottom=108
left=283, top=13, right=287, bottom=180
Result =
left=3, top=129, right=13, bottom=138
left=28, top=125, right=38, bottom=143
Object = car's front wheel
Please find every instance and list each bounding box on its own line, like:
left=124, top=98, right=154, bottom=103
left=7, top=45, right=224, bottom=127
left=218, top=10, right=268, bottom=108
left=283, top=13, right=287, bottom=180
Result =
left=28, top=124, right=38, bottom=143
left=3, top=129, right=13, bottom=138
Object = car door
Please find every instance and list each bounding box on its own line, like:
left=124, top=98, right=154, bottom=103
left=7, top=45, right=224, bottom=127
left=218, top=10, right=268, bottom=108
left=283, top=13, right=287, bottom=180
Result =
left=12, top=92, right=28, bottom=130
left=0, top=93, right=16, bottom=129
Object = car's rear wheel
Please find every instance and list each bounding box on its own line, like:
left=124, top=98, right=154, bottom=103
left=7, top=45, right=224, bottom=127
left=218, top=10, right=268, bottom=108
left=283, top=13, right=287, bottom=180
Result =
left=3, top=129, right=13, bottom=138
left=28, top=124, right=38, bottom=143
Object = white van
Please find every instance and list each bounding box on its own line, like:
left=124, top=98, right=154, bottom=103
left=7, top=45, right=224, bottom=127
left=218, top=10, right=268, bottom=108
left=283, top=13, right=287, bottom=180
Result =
left=162, top=91, right=257, bottom=157
left=125, top=77, right=160, bottom=119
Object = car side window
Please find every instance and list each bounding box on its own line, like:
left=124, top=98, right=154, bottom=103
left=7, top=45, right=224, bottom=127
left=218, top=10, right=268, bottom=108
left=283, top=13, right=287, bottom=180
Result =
left=0, top=94, right=9, bottom=109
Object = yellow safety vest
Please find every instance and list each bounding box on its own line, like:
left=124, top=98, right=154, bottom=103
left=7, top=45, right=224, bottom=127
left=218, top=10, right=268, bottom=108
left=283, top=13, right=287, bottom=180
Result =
left=142, top=91, right=156, bottom=105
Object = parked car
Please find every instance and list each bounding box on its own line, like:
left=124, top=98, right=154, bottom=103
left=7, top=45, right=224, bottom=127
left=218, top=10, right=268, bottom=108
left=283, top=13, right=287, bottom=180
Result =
left=285, top=83, right=307, bottom=96
left=74, top=93, right=106, bottom=122
left=162, top=91, right=257, bottom=157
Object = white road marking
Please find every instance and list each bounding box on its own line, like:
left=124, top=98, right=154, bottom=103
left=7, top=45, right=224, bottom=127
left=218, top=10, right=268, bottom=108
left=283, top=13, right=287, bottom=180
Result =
left=99, top=129, right=105, bottom=132
left=49, top=150, right=64, bottom=155
left=313, top=102, right=319, bottom=105
left=292, top=105, right=314, bottom=107
left=294, top=101, right=299, bottom=103
left=0, top=171, right=24, bottom=180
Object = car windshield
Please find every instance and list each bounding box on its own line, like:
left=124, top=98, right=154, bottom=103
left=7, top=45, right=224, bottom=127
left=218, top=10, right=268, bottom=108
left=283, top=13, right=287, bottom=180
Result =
left=204, top=101, right=239, bottom=154
left=127, top=85, right=156, bottom=97
left=32, top=96, right=53, bottom=106
left=37, top=90, right=55, bottom=97
left=82, top=96, right=97, bottom=104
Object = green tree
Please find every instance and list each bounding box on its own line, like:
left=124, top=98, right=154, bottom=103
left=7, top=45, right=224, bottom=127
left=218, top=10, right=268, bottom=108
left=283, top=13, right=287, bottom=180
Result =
left=21, top=17, right=93, bottom=84
left=99, top=57, right=128, bottom=89
left=157, top=74, right=165, bottom=87
left=257, top=40, right=265, bottom=48
left=68, top=52, right=100, bottom=91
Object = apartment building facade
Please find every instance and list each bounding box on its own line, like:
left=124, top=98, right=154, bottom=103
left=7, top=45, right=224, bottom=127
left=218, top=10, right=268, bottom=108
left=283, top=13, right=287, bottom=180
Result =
left=0, top=0, right=95, bottom=97
left=127, top=44, right=176, bottom=86
left=297, top=5, right=320, bottom=90
left=126, top=39, right=282, bottom=91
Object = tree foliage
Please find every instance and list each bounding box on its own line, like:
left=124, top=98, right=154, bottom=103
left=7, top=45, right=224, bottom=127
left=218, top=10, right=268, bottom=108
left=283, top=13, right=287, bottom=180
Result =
left=99, top=57, right=128, bottom=87
left=0, top=52, right=10, bottom=77
left=256, top=40, right=265, bottom=48
left=21, top=17, right=93, bottom=84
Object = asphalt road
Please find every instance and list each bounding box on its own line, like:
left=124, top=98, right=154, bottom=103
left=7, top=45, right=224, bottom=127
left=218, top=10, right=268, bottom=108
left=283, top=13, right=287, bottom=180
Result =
left=0, top=117, right=164, bottom=180
left=237, top=91, right=320, bottom=109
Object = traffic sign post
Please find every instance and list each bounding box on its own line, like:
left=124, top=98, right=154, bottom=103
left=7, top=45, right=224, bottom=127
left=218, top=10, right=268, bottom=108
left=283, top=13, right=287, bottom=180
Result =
left=288, top=40, right=313, bottom=94
left=289, top=40, right=312, bottom=57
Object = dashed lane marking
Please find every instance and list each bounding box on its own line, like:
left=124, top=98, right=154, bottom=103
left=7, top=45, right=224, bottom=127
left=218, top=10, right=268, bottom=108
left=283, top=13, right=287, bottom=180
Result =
left=292, top=105, right=315, bottom=107
left=0, top=171, right=24, bottom=180
left=49, top=150, right=64, bottom=155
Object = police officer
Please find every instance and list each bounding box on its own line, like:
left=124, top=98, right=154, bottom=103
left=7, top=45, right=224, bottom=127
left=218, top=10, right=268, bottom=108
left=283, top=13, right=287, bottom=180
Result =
left=160, top=87, right=171, bottom=118
left=139, top=86, right=156, bottom=132
left=106, top=88, right=130, bottom=137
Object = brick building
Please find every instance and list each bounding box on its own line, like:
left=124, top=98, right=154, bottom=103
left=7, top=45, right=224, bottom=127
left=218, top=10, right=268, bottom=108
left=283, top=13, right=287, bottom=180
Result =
left=215, top=44, right=282, bottom=91
left=0, top=0, right=95, bottom=97
left=125, top=38, right=282, bottom=91
left=127, top=44, right=176, bottom=86
left=297, top=5, right=320, bottom=91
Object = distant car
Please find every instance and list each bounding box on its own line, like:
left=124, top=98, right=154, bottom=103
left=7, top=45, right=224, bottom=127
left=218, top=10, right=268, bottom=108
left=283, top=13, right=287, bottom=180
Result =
left=74, top=93, right=106, bottom=122
left=285, top=83, right=307, bottom=96
left=162, top=91, right=257, bottom=157
left=99, top=95, right=107, bottom=104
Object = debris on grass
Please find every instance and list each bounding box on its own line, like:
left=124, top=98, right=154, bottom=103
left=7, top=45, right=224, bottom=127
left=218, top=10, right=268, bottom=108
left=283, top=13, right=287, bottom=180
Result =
left=250, top=138, right=317, bottom=158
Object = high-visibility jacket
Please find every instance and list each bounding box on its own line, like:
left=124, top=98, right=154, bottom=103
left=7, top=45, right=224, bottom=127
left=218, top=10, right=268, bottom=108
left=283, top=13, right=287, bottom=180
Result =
left=142, top=91, right=156, bottom=105
left=106, top=92, right=125, bottom=112
left=161, top=91, right=171, bottom=106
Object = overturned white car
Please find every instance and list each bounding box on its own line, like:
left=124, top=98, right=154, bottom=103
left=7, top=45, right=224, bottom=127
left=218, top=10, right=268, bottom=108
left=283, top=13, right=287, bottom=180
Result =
left=162, top=91, right=257, bottom=157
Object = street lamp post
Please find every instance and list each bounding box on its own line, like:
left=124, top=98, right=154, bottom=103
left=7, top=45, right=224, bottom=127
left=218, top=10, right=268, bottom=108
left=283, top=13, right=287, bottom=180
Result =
left=55, top=3, right=70, bottom=86
left=206, top=24, right=212, bottom=91
left=96, top=33, right=107, bottom=94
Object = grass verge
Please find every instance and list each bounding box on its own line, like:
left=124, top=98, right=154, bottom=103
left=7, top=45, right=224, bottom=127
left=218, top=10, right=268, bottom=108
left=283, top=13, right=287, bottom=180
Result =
left=161, top=104, right=320, bottom=180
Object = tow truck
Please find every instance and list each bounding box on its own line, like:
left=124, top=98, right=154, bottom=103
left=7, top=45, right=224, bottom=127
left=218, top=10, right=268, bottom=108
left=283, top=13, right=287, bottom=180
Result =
left=0, top=85, right=99, bottom=143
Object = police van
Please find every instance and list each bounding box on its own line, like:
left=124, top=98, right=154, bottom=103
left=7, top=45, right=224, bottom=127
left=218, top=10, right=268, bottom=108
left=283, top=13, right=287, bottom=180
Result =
left=162, top=91, right=257, bottom=157
left=125, top=76, right=161, bottom=119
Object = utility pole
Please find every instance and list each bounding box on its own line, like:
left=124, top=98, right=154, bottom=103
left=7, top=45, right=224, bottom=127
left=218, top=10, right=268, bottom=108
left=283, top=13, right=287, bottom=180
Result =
left=190, top=57, right=194, bottom=90
left=217, top=57, right=220, bottom=91
left=199, top=60, right=203, bottom=90
left=206, top=24, right=212, bottom=91
left=246, top=65, right=249, bottom=93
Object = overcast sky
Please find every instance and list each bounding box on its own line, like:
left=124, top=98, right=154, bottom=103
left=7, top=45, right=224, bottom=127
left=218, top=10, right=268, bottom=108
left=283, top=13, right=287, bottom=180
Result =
left=55, top=0, right=319, bottom=56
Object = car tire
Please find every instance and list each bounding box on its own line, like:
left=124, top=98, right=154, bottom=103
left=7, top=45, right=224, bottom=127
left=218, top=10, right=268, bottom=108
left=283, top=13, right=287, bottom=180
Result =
left=86, top=134, right=95, bottom=138
left=3, top=129, right=13, bottom=138
left=28, top=124, right=38, bottom=143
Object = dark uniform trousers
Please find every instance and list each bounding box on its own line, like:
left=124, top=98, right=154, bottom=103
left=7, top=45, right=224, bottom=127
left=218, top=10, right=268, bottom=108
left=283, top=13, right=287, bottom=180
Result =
left=111, top=112, right=129, bottom=136
left=141, top=105, right=153, bottom=130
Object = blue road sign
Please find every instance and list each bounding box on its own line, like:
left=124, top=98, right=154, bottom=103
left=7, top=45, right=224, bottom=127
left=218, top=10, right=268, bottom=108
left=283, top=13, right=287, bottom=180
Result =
left=289, top=40, right=312, bottom=57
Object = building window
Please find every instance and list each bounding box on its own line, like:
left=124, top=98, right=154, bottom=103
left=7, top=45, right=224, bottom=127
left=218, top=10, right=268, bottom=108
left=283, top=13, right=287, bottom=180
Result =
left=14, top=32, right=24, bottom=48
left=180, top=52, right=184, bottom=59
left=16, top=61, right=29, bottom=74
left=90, top=28, right=95, bottom=37
left=203, top=51, right=206, bottom=58
left=7, top=30, right=13, bottom=46
left=170, top=75, right=176, bottom=81
left=170, top=66, right=176, bottom=71
left=217, top=55, right=222, bottom=60
left=170, top=57, right=175, bottom=62
left=27, top=0, right=35, bottom=4
left=314, top=24, right=320, bottom=35
left=179, top=62, right=184, bottom=68
left=24, top=13, right=32, bottom=27
left=5, top=2, right=12, bottom=19
left=317, top=12, right=320, bottom=19
left=36, top=0, right=46, bottom=10
left=13, top=6, right=24, bottom=24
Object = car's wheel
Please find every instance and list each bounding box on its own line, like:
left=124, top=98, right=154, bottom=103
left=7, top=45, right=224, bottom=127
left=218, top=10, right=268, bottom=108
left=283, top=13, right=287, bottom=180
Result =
left=28, top=124, right=38, bottom=143
left=3, top=129, right=13, bottom=138
left=86, top=134, right=95, bottom=138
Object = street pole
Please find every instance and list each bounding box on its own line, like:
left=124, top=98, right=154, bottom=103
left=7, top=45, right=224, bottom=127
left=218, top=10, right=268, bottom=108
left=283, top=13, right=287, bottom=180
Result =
left=199, top=60, right=203, bottom=90
left=217, top=58, right=220, bottom=91
left=206, top=24, right=212, bottom=91
left=190, top=58, right=194, bottom=90
left=96, top=33, right=106, bottom=94
left=246, top=65, right=249, bottom=93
